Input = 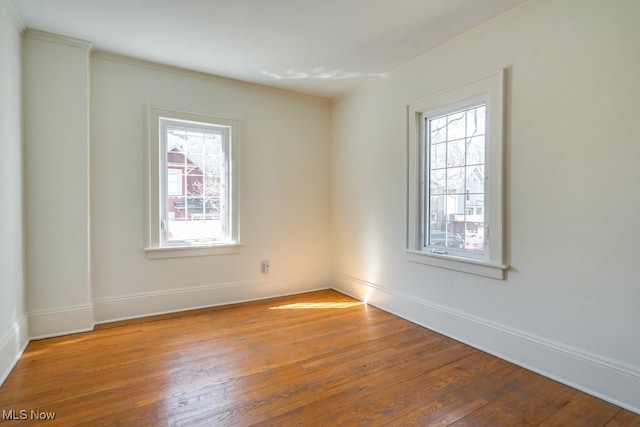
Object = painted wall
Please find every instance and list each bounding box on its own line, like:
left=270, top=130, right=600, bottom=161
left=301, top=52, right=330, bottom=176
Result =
left=23, top=32, right=94, bottom=338
left=331, top=0, right=640, bottom=413
left=17, top=29, right=330, bottom=331
left=0, top=0, right=28, bottom=384
left=9, top=0, right=639, bottom=413
left=89, top=53, right=332, bottom=321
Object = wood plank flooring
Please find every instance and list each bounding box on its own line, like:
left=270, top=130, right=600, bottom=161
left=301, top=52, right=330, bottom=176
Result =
left=0, top=290, right=638, bottom=426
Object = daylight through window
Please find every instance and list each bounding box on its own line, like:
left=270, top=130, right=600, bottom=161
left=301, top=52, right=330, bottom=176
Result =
left=426, top=103, right=486, bottom=255
left=146, top=107, right=240, bottom=257
left=407, top=70, right=506, bottom=278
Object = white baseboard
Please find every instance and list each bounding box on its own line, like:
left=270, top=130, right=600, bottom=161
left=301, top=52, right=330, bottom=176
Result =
left=29, top=305, right=95, bottom=340
left=0, top=315, right=29, bottom=386
left=332, top=273, right=640, bottom=415
left=93, top=274, right=331, bottom=324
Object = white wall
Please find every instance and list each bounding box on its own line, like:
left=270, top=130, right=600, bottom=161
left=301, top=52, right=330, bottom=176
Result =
left=17, top=30, right=330, bottom=330
left=89, top=53, right=332, bottom=322
left=0, top=0, right=28, bottom=384
left=331, top=0, right=640, bottom=413
left=23, top=31, right=94, bottom=338
left=10, top=0, right=639, bottom=413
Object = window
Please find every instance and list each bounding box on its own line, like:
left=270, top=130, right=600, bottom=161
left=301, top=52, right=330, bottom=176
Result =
left=427, top=103, right=486, bottom=255
left=146, top=107, right=241, bottom=258
left=407, top=70, right=507, bottom=278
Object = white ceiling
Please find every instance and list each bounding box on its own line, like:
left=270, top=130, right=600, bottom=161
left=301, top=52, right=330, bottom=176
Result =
left=12, top=0, right=530, bottom=99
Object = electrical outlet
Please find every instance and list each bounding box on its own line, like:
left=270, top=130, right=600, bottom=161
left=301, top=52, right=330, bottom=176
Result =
left=261, top=259, right=270, bottom=273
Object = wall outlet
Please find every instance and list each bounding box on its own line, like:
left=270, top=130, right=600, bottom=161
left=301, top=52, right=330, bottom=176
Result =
left=261, top=259, right=270, bottom=273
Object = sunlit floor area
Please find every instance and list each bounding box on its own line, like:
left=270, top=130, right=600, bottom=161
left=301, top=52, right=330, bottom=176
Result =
left=1, top=290, right=638, bottom=426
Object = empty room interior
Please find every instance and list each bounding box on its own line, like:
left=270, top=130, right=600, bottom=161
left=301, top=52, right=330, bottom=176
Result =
left=1, top=0, right=639, bottom=424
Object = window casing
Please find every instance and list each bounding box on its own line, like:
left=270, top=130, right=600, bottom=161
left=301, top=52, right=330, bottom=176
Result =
left=146, top=107, right=241, bottom=258
left=407, top=70, right=507, bottom=278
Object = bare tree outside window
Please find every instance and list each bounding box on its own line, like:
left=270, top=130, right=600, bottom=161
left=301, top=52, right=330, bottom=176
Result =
left=427, top=105, right=486, bottom=252
left=163, top=122, right=229, bottom=244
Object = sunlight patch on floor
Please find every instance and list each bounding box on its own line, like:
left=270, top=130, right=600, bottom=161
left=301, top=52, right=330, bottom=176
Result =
left=269, top=301, right=363, bottom=310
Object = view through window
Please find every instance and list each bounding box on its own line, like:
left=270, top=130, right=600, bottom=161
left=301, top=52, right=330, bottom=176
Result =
left=426, top=103, right=486, bottom=254
left=407, top=69, right=505, bottom=277
left=160, top=118, right=230, bottom=246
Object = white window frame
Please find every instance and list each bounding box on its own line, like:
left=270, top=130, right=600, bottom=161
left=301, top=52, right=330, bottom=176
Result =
left=407, top=70, right=507, bottom=279
left=145, top=106, right=242, bottom=259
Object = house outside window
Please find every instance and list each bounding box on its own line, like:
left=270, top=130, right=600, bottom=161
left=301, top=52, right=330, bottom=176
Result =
left=167, top=168, right=183, bottom=197
left=146, top=107, right=241, bottom=258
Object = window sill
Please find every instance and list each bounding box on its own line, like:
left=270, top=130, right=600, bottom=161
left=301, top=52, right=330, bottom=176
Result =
left=145, top=243, right=244, bottom=259
left=406, top=249, right=508, bottom=280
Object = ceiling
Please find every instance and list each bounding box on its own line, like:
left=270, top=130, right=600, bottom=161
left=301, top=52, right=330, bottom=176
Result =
left=12, top=0, right=530, bottom=99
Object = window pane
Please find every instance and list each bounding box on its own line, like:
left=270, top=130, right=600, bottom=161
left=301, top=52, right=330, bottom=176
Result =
left=170, top=196, right=186, bottom=219
left=428, top=228, right=463, bottom=249
left=446, top=193, right=465, bottom=216
left=446, top=167, right=465, bottom=193
left=447, top=139, right=465, bottom=167
left=445, top=229, right=463, bottom=249
left=428, top=194, right=446, bottom=246
left=430, top=169, right=446, bottom=194
left=464, top=230, right=485, bottom=252
left=466, top=166, right=484, bottom=194
left=424, top=102, right=489, bottom=255
left=167, top=168, right=183, bottom=196
left=466, top=105, right=485, bottom=137
left=466, top=135, right=485, bottom=166
left=163, top=123, right=227, bottom=244
left=186, top=152, right=204, bottom=171
left=430, top=117, right=447, bottom=143
left=430, top=142, right=446, bottom=169
left=466, top=193, right=484, bottom=209
left=429, top=195, right=445, bottom=221
left=447, top=112, right=466, bottom=141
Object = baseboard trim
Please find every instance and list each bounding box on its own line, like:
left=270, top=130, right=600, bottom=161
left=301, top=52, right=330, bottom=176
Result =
left=0, top=315, right=29, bottom=386
left=29, top=305, right=95, bottom=340
left=93, top=274, right=331, bottom=324
left=332, top=273, right=640, bottom=415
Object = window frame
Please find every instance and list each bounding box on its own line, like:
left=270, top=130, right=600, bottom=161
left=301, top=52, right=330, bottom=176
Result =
left=145, top=106, right=242, bottom=259
left=407, top=70, right=507, bottom=279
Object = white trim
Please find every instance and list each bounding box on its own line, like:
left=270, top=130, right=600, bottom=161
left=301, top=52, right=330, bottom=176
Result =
left=0, top=315, right=29, bottom=386
left=93, top=274, right=331, bottom=324
left=406, top=249, right=507, bottom=279
left=29, top=305, right=94, bottom=340
left=144, top=243, right=244, bottom=259
left=91, top=50, right=330, bottom=104
left=332, top=273, right=640, bottom=415
left=23, top=29, right=93, bottom=51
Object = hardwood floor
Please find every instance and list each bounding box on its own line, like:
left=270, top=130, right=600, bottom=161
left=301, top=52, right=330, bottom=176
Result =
left=1, top=290, right=638, bottom=426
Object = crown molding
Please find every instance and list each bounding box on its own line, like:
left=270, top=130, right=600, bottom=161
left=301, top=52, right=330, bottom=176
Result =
left=23, top=29, right=93, bottom=51
left=1, top=0, right=25, bottom=32
left=91, top=50, right=330, bottom=104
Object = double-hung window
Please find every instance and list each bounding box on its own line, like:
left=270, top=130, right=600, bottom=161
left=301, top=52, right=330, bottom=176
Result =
left=146, top=107, right=240, bottom=258
left=407, top=70, right=507, bottom=278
